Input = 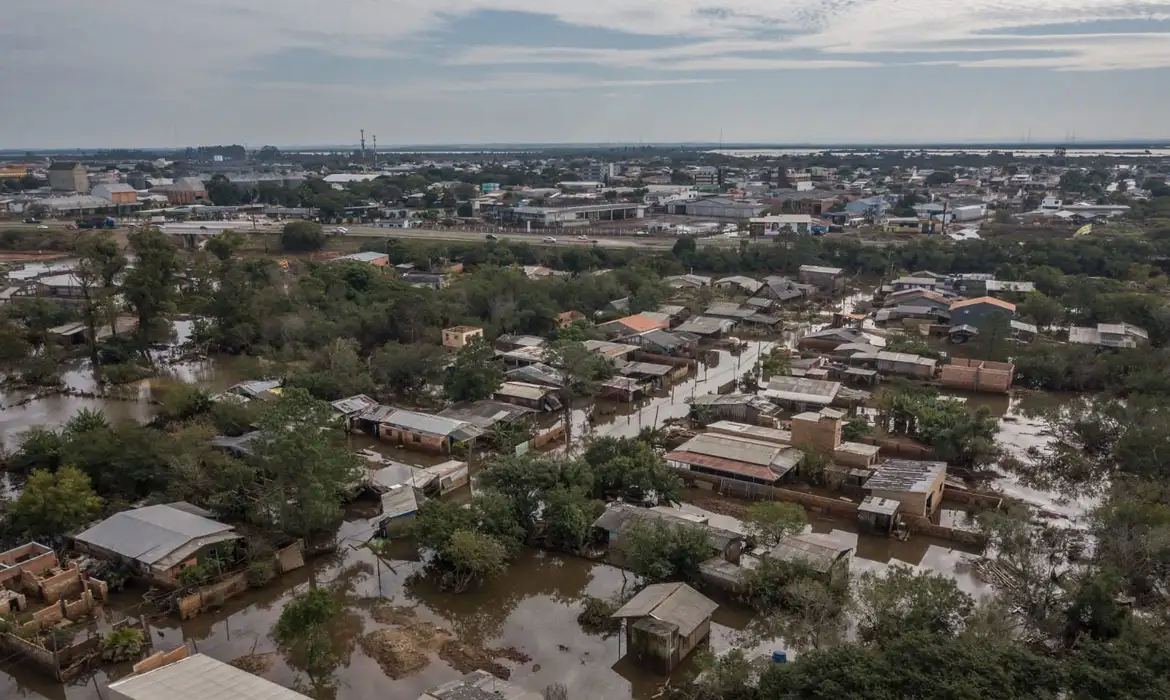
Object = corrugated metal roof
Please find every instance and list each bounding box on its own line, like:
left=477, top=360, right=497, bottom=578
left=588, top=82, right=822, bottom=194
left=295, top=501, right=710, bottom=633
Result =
left=675, top=316, right=735, bottom=335
left=381, top=409, right=482, bottom=440
left=612, top=582, right=717, bottom=637
left=671, top=433, right=781, bottom=466
left=495, top=382, right=551, bottom=401
left=619, top=361, right=673, bottom=377
left=109, top=653, right=311, bottom=700
left=75, top=505, right=237, bottom=568
left=769, top=535, right=851, bottom=574
left=865, top=459, right=947, bottom=494
left=330, top=394, right=378, bottom=415
left=765, top=376, right=841, bottom=404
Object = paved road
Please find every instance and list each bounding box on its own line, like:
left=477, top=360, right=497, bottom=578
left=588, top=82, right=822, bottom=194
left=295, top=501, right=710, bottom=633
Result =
left=338, top=225, right=741, bottom=249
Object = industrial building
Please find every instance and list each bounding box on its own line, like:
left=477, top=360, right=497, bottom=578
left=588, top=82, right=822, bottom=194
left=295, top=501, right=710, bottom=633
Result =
left=502, top=202, right=645, bottom=228
left=48, top=162, right=88, bottom=192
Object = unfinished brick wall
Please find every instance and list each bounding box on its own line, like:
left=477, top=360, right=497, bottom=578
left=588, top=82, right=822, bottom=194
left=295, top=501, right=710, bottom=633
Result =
left=37, top=565, right=84, bottom=603
left=132, top=645, right=190, bottom=675
left=938, top=358, right=1014, bottom=394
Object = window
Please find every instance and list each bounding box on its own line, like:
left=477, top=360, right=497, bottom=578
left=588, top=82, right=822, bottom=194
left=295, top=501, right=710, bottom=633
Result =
left=412, top=434, right=422, bottom=443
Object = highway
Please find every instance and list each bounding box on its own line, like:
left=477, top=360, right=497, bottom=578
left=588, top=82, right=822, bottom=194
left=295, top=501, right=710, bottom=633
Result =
left=336, top=225, right=741, bottom=249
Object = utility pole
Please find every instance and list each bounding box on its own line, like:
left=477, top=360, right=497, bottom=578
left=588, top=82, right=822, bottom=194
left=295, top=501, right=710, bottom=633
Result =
left=372, top=135, right=377, bottom=169
left=360, top=129, right=366, bottom=168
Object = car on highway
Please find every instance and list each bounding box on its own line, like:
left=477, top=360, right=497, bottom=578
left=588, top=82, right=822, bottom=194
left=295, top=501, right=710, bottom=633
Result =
left=36, top=225, right=48, bottom=230
left=332, top=226, right=349, bottom=235
left=576, top=235, right=589, bottom=241
left=633, top=230, right=649, bottom=236
left=542, top=236, right=557, bottom=243
left=485, top=233, right=499, bottom=240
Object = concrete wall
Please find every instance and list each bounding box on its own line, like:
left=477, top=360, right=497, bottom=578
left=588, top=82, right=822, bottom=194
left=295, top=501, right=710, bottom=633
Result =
left=177, top=572, right=249, bottom=620
left=792, top=414, right=841, bottom=453
left=131, top=645, right=190, bottom=676
left=902, top=514, right=989, bottom=547
left=378, top=426, right=449, bottom=454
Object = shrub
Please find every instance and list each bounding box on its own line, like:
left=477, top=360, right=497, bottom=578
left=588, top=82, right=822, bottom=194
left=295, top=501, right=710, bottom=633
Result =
left=280, top=221, right=325, bottom=252
left=101, top=627, right=146, bottom=662
left=177, top=563, right=210, bottom=588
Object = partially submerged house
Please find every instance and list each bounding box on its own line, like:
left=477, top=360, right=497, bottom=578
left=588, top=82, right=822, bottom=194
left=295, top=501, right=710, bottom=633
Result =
left=73, top=503, right=240, bottom=587
left=864, top=460, right=947, bottom=517
left=674, top=315, right=736, bottom=338
left=493, top=381, right=563, bottom=412
left=768, top=535, right=852, bottom=585
left=798, top=327, right=886, bottom=352
left=797, top=265, right=846, bottom=293
left=752, top=276, right=812, bottom=303
left=593, top=503, right=744, bottom=565
left=621, top=329, right=699, bottom=356
left=938, top=358, right=1014, bottom=393
left=715, top=276, right=763, bottom=294
left=762, top=376, right=841, bottom=411
left=438, top=400, right=536, bottom=434
left=611, top=582, right=718, bottom=673
left=689, top=393, right=779, bottom=425
left=359, top=407, right=483, bottom=455
left=1068, top=322, right=1149, bottom=349
left=597, top=313, right=670, bottom=337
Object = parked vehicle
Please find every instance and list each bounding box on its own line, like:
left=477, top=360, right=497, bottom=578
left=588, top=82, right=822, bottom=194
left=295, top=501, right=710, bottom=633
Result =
left=76, top=216, right=116, bottom=230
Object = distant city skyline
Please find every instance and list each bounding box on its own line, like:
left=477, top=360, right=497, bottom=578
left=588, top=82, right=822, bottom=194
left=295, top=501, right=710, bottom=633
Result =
left=4, top=1, right=1170, bottom=148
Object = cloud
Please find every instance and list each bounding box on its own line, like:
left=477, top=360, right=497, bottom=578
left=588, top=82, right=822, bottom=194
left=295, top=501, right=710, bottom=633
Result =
left=257, top=73, right=725, bottom=99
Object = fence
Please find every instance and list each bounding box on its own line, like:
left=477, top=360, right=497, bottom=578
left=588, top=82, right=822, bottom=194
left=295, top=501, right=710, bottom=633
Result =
left=177, top=572, right=249, bottom=620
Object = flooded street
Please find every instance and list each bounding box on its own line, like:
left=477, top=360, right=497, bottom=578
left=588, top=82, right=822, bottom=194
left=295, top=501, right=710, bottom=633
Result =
left=0, top=317, right=1091, bottom=700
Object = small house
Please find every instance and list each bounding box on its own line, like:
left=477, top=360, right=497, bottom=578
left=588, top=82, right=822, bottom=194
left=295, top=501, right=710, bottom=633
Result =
left=110, top=649, right=312, bottom=700
left=598, top=313, right=670, bottom=337
left=763, top=376, right=841, bottom=411
left=592, top=503, right=744, bottom=565
left=492, top=381, right=563, bottom=412
left=1068, top=322, right=1149, bottom=349
left=948, top=297, right=1015, bottom=330
left=438, top=400, right=535, bottom=434
left=689, top=393, right=779, bottom=425
left=622, top=329, right=699, bottom=356
left=664, top=274, right=712, bottom=289
left=441, top=325, right=484, bottom=349
left=798, top=265, right=846, bottom=293
left=674, top=315, right=735, bottom=338
left=372, top=408, right=483, bottom=454
left=73, top=503, right=240, bottom=587
left=715, top=276, right=763, bottom=294
left=752, top=276, right=812, bottom=303
left=767, top=535, right=852, bottom=586
left=611, top=582, right=718, bottom=673
left=857, top=496, right=901, bottom=535
left=864, top=460, right=947, bottom=516
left=417, top=670, right=541, bottom=700
left=665, top=433, right=803, bottom=490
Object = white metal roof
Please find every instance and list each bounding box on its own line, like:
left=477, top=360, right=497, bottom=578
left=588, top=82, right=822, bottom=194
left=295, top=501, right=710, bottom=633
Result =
left=109, top=653, right=310, bottom=700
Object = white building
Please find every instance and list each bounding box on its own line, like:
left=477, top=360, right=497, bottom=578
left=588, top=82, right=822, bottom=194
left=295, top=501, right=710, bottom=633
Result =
left=750, top=214, right=813, bottom=235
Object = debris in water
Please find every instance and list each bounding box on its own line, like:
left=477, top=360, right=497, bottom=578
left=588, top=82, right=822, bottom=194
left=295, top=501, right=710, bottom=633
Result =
left=230, top=653, right=275, bottom=674
left=438, top=641, right=531, bottom=679
left=360, top=622, right=451, bottom=679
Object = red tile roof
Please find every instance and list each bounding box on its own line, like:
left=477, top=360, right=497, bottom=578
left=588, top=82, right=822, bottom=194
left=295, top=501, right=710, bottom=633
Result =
left=949, top=296, right=1016, bottom=312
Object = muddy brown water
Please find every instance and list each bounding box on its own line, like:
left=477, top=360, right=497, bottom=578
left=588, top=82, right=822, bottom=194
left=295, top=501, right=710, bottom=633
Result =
left=0, top=324, right=1088, bottom=700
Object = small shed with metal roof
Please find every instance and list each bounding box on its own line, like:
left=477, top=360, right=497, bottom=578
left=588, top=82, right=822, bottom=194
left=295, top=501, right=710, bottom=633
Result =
left=611, top=582, right=718, bottom=673
left=864, top=460, right=947, bottom=516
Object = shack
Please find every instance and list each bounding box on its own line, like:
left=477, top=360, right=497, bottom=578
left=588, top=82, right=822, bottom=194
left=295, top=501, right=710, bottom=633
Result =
left=367, top=408, right=483, bottom=455
left=611, top=582, right=718, bottom=674
left=492, top=381, right=563, bottom=412
left=689, top=393, right=780, bottom=425
left=592, top=503, right=743, bottom=565
left=762, top=376, right=841, bottom=411
left=767, top=535, right=852, bottom=586
left=72, top=503, right=240, bottom=587
left=857, top=496, right=901, bottom=534
left=864, top=460, right=947, bottom=516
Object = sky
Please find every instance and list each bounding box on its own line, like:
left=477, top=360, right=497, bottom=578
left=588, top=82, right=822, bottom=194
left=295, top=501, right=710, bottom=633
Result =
left=3, top=1, right=1170, bottom=148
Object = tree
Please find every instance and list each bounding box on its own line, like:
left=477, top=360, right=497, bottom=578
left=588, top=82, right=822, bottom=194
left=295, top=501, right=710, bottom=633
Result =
left=925, top=171, right=956, bottom=186
left=281, top=220, right=326, bottom=252
left=248, top=389, right=362, bottom=537
left=742, top=501, right=807, bottom=547
left=273, top=588, right=342, bottom=683
left=477, top=455, right=592, bottom=535
left=546, top=339, right=615, bottom=447
left=541, top=488, right=602, bottom=552
left=853, top=564, right=974, bottom=642
left=205, top=174, right=243, bottom=206
left=621, top=519, right=712, bottom=584
left=1017, top=291, right=1064, bottom=329
left=8, top=466, right=103, bottom=539
left=444, top=530, right=509, bottom=592
left=672, top=236, right=697, bottom=257
left=204, top=229, right=245, bottom=261
left=371, top=342, right=441, bottom=399
left=75, top=232, right=127, bottom=379
left=122, top=226, right=178, bottom=355
left=583, top=436, right=678, bottom=499
left=842, top=416, right=871, bottom=441
left=443, top=337, right=503, bottom=402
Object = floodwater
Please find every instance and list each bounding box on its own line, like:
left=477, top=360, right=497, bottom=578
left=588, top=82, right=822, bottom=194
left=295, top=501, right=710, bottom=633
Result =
left=0, top=318, right=1088, bottom=700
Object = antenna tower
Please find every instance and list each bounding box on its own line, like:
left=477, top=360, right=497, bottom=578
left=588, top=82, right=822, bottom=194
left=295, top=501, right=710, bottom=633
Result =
left=360, top=129, right=366, bottom=167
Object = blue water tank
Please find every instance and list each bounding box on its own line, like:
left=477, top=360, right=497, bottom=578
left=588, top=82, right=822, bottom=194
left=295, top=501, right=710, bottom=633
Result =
left=771, top=651, right=788, bottom=664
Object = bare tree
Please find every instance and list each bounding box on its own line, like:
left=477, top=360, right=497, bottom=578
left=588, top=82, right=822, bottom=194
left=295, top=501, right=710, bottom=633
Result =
left=542, top=683, right=568, bottom=700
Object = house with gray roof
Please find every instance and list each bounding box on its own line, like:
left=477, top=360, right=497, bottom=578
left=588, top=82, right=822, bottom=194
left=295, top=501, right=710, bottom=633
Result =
left=73, top=503, right=240, bottom=585
left=611, top=582, right=718, bottom=673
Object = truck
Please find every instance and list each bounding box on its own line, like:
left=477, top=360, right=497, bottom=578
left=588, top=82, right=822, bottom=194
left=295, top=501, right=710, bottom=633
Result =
left=76, top=216, right=116, bottom=230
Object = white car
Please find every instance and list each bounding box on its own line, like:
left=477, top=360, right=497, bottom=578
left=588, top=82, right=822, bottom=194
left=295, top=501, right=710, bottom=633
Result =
left=542, top=236, right=557, bottom=243
left=36, top=225, right=49, bottom=230
left=332, top=226, right=349, bottom=234
left=576, top=235, right=589, bottom=241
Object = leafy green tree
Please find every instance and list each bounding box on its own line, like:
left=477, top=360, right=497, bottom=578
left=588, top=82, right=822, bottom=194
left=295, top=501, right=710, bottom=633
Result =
left=122, top=226, right=178, bottom=355
left=5, top=427, right=64, bottom=473
left=742, top=501, right=807, bottom=547
left=477, top=455, right=593, bottom=535
left=853, top=564, right=974, bottom=642
left=281, top=220, right=326, bottom=252
left=249, top=389, right=362, bottom=537
left=546, top=339, right=615, bottom=446
left=470, top=491, right=527, bottom=555
left=542, top=488, right=602, bottom=551
left=582, top=437, right=682, bottom=505
left=8, top=466, right=103, bottom=539
left=204, top=229, right=245, bottom=261
left=273, top=588, right=342, bottom=683
left=1017, top=291, right=1064, bottom=329
left=371, top=342, right=441, bottom=399
left=444, top=530, right=509, bottom=592
left=74, top=232, right=127, bottom=379
left=621, top=519, right=712, bottom=584
left=443, top=337, right=503, bottom=402
left=842, top=416, right=871, bottom=441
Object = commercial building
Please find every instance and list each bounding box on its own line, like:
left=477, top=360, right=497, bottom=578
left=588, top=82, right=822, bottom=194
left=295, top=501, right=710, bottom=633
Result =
left=749, top=214, right=813, bottom=236
left=665, top=432, right=804, bottom=487
left=503, top=202, right=645, bottom=228
left=166, top=177, right=207, bottom=205
left=611, top=582, right=718, bottom=674
left=671, top=197, right=767, bottom=219
left=48, top=162, right=88, bottom=192
left=91, top=183, right=138, bottom=205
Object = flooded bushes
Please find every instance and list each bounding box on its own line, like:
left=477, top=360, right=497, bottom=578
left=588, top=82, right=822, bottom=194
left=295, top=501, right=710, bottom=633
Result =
left=100, top=628, right=146, bottom=663
left=576, top=595, right=623, bottom=635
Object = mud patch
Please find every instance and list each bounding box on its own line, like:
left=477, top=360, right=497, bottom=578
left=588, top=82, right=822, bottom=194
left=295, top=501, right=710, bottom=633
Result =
left=359, top=621, right=452, bottom=679
left=370, top=603, right=419, bottom=626
left=229, top=652, right=275, bottom=674
left=439, top=641, right=531, bottom=679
